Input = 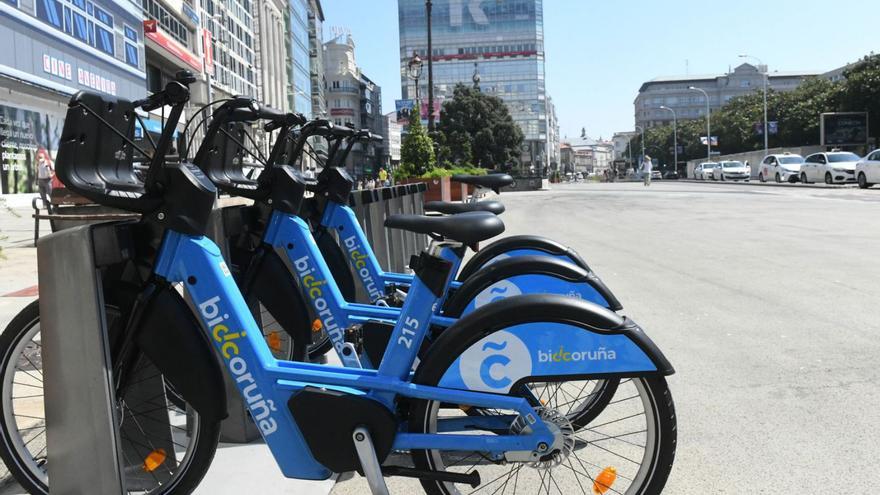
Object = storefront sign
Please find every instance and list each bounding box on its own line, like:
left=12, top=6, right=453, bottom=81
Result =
left=144, top=23, right=202, bottom=72
left=203, top=29, right=214, bottom=75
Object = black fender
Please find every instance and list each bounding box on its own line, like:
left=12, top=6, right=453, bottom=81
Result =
left=417, top=294, right=674, bottom=387
left=443, top=255, right=622, bottom=317
left=135, top=283, right=227, bottom=422
left=244, top=246, right=313, bottom=361
left=313, top=226, right=357, bottom=301
left=457, top=235, right=591, bottom=281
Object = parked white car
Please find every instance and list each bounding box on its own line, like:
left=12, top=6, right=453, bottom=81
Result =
left=694, top=162, right=717, bottom=180
left=715, top=161, right=750, bottom=181
left=758, top=153, right=804, bottom=183
left=800, top=151, right=861, bottom=184
left=855, top=149, right=880, bottom=189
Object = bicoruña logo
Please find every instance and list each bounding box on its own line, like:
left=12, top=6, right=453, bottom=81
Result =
left=538, top=346, right=618, bottom=363
left=342, top=235, right=382, bottom=301
left=198, top=295, right=279, bottom=437
left=459, top=331, right=531, bottom=393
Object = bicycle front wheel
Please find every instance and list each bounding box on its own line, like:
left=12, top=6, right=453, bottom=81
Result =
left=0, top=300, right=220, bottom=494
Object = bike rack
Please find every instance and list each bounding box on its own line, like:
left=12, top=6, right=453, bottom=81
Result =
left=39, top=222, right=173, bottom=493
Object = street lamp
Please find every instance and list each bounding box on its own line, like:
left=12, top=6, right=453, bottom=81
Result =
left=660, top=105, right=678, bottom=176
left=740, top=54, right=769, bottom=156
left=406, top=51, right=423, bottom=119
left=425, top=0, right=435, bottom=132
left=688, top=86, right=711, bottom=162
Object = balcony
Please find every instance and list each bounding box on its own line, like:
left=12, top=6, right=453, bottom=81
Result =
left=329, top=87, right=359, bottom=95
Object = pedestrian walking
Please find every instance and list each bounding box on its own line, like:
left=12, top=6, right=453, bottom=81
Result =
left=641, top=155, right=653, bottom=187
left=36, top=150, right=54, bottom=210
left=378, top=167, right=389, bottom=187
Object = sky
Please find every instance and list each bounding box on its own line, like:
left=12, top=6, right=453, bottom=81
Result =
left=320, top=0, right=877, bottom=141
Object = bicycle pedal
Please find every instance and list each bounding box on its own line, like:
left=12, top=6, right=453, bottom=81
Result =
left=382, top=466, right=481, bottom=488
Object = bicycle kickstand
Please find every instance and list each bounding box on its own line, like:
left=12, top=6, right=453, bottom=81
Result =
left=353, top=426, right=389, bottom=495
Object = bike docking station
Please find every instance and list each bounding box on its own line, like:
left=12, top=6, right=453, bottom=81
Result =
left=38, top=221, right=177, bottom=493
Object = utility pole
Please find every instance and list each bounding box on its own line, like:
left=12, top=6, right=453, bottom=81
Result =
left=426, top=0, right=435, bottom=133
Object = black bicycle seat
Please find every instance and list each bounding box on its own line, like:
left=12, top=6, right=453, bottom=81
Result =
left=385, top=211, right=504, bottom=245
left=424, top=200, right=505, bottom=216
left=451, top=173, right=514, bottom=193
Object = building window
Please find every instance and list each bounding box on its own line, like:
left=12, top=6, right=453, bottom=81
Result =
left=92, top=5, right=111, bottom=27
left=94, top=24, right=114, bottom=55
left=71, top=11, right=88, bottom=42
left=36, top=0, right=63, bottom=29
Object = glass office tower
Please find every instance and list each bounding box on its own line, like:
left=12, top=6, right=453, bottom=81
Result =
left=398, top=0, right=547, bottom=173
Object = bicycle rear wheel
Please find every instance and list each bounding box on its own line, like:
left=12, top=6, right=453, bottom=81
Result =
left=410, top=376, right=676, bottom=495
left=0, top=300, right=220, bottom=494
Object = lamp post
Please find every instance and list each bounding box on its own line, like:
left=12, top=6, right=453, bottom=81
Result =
left=406, top=51, right=423, bottom=120
left=635, top=125, right=646, bottom=161
left=688, top=86, right=711, bottom=162
left=425, top=0, right=435, bottom=133
left=740, top=54, right=768, bottom=156
left=660, top=105, right=678, bottom=176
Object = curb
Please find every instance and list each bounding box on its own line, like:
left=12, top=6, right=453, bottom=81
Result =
left=677, top=179, right=859, bottom=190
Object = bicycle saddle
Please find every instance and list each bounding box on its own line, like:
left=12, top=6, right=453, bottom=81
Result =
left=451, top=173, right=514, bottom=193
left=385, top=211, right=504, bottom=246
left=424, top=200, right=505, bottom=216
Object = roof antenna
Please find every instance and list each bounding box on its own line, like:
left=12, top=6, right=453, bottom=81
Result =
left=685, top=59, right=689, bottom=75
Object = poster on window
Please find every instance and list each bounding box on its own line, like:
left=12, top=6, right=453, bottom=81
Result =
left=0, top=104, right=64, bottom=194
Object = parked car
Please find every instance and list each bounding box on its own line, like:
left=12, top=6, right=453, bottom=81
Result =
left=855, top=149, right=880, bottom=189
left=800, top=151, right=861, bottom=184
left=694, top=162, right=717, bottom=180
left=758, top=153, right=804, bottom=183
left=715, top=161, right=750, bottom=181
left=651, top=170, right=662, bottom=180
left=662, top=171, right=680, bottom=180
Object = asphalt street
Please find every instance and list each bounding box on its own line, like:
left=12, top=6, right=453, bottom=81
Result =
left=334, top=181, right=880, bottom=494
left=2, top=181, right=879, bottom=493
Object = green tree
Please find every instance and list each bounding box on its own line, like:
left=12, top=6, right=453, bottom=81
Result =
left=839, top=53, right=880, bottom=142
left=398, top=116, right=436, bottom=177
left=437, top=84, right=524, bottom=169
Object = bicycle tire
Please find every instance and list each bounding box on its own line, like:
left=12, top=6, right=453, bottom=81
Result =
left=0, top=300, right=221, bottom=494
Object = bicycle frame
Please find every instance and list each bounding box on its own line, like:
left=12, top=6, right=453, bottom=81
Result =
left=319, top=200, right=463, bottom=302
left=320, top=200, right=608, bottom=306
left=153, top=228, right=557, bottom=480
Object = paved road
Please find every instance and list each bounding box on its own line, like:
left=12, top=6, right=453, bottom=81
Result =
left=336, top=181, right=880, bottom=494
left=3, top=182, right=880, bottom=493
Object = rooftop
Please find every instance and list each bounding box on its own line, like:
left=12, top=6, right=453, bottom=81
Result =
left=639, top=64, right=823, bottom=92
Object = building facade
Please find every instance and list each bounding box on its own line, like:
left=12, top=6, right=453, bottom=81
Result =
left=546, top=95, right=559, bottom=171
left=397, top=0, right=550, bottom=174
left=612, top=131, right=636, bottom=160
left=563, top=137, right=613, bottom=175
left=635, top=63, right=819, bottom=129
left=383, top=111, right=402, bottom=169
left=323, top=34, right=383, bottom=178
left=255, top=0, right=287, bottom=111
left=1, top=0, right=146, bottom=194
left=199, top=0, right=256, bottom=100
left=307, top=0, right=325, bottom=118
left=286, top=0, right=310, bottom=115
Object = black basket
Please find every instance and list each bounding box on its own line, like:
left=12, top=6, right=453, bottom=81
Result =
left=55, top=91, right=160, bottom=213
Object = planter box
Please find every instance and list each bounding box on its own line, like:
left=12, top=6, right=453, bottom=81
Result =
left=398, top=177, right=471, bottom=202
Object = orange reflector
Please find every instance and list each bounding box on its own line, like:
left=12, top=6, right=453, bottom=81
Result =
left=592, top=466, right=617, bottom=494
left=143, top=449, right=167, bottom=473
left=266, top=331, right=282, bottom=352
left=312, top=319, right=322, bottom=333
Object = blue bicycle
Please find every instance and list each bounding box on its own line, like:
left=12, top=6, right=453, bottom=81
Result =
left=199, top=109, right=621, bottom=366
left=2, top=80, right=677, bottom=494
